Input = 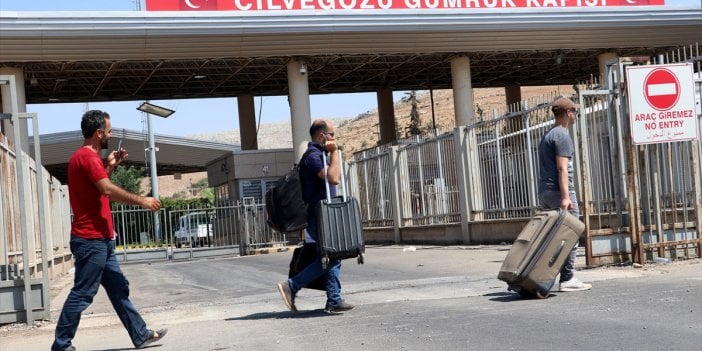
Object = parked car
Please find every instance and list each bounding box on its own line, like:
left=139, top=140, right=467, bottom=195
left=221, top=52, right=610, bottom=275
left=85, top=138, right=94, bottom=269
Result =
left=174, top=211, right=213, bottom=248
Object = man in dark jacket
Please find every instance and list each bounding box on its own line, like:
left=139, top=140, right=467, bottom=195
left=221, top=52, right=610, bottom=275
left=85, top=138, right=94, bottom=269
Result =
left=278, top=119, right=354, bottom=313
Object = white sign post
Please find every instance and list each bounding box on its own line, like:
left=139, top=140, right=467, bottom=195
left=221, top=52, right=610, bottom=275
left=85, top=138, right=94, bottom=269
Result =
left=625, top=63, right=698, bottom=145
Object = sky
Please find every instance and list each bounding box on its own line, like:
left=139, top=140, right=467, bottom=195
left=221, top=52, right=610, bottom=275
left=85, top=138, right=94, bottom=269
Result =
left=0, top=0, right=402, bottom=137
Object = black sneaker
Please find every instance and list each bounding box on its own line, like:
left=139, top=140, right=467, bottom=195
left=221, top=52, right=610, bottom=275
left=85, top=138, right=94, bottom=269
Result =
left=324, top=300, right=355, bottom=313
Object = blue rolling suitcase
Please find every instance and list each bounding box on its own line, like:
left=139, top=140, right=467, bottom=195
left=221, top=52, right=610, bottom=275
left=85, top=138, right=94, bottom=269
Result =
left=315, top=148, right=365, bottom=269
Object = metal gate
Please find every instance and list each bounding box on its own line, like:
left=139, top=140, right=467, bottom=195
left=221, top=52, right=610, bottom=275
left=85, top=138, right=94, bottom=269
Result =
left=578, top=46, right=702, bottom=265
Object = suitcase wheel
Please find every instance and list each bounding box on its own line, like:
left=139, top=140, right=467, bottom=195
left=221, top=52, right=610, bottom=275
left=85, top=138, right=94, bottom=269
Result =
left=516, top=288, right=549, bottom=299
left=357, top=253, right=365, bottom=265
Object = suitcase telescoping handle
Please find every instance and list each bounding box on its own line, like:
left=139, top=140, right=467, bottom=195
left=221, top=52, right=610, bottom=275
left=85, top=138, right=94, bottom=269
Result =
left=322, top=146, right=346, bottom=202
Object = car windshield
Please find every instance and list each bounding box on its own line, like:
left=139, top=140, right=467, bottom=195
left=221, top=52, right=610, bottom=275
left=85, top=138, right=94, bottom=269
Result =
left=189, top=214, right=207, bottom=227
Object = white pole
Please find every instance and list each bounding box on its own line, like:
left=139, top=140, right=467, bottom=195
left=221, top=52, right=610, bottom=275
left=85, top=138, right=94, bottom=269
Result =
left=147, top=113, right=161, bottom=242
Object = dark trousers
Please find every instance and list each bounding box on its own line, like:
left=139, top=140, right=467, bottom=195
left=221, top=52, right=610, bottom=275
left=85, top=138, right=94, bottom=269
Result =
left=52, top=236, right=150, bottom=350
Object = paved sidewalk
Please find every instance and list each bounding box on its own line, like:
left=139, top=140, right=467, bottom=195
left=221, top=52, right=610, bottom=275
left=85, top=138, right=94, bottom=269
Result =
left=1, top=245, right=698, bottom=351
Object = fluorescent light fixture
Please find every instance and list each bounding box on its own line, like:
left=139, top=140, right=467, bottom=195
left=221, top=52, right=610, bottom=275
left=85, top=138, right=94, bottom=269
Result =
left=137, top=102, right=175, bottom=118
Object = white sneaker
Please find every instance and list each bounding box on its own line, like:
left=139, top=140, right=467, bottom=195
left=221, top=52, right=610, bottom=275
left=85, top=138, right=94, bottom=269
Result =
left=558, top=277, right=592, bottom=292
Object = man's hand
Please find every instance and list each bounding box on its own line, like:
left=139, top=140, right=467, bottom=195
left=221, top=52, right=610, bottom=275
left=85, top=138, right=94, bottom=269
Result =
left=141, top=197, right=162, bottom=212
left=560, top=197, right=573, bottom=211
left=106, top=148, right=128, bottom=169
left=324, top=140, right=338, bottom=154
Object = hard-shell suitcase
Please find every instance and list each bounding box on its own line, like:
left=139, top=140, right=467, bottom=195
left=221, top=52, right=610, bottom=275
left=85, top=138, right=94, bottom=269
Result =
left=315, top=148, right=365, bottom=269
left=498, top=209, right=585, bottom=298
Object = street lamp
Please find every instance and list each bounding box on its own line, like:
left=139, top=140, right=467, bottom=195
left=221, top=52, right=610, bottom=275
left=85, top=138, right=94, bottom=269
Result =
left=136, top=102, right=175, bottom=243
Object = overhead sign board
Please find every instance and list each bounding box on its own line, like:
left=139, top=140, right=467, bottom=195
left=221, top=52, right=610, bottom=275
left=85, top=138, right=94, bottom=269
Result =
left=146, top=0, right=666, bottom=11
left=626, top=63, right=697, bottom=145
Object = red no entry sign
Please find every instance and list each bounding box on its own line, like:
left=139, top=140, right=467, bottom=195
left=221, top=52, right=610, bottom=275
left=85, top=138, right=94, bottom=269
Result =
left=626, top=63, right=697, bottom=145
left=643, top=68, right=680, bottom=111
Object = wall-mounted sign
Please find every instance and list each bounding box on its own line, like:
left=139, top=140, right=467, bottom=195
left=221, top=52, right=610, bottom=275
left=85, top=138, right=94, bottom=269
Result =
left=146, top=0, right=666, bottom=11
left=626, top=63, right=697, bottom=145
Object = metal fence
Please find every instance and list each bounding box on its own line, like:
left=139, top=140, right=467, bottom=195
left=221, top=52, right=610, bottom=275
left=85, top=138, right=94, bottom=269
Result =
left=471, top=94, right=561, bottom=219
left=349, top=43, right=700, bottom=265
left=350, top=93, right=561, bottom=228
left=1, top=128, right=72, bottom=325
left=398, top=133, right=461, bottom=226
left=110, top=200, right=290, bottom=262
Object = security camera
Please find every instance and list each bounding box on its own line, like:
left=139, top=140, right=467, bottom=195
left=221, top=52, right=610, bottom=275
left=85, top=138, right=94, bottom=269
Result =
left=300, top=63, right=307, bottom=75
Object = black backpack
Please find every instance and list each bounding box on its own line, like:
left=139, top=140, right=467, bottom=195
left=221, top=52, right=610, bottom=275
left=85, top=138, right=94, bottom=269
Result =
left=265, top=150, right=313, bottom=233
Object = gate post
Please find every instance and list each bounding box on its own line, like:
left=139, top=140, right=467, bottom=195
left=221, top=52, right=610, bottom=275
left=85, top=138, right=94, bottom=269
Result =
left=626, top=148, right=644, bottom=263
left=389, top=146, right=402, bottom=243
left=577, top=90, right=594, bottom=266
left=690, top=133, right=702, bottom=259
left=453, top=126, right=473, bottom=243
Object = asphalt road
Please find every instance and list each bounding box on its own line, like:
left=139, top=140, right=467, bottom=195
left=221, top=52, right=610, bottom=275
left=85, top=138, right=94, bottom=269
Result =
left=1, top=245, right=700, bottom=351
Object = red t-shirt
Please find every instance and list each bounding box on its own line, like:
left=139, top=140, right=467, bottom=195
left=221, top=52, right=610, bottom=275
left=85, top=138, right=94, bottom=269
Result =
left=68, top=147, right=114, bottom=239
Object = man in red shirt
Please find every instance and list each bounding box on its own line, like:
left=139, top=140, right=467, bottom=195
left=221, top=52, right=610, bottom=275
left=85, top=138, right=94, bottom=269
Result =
left=52, top=110, right=167, bottom=351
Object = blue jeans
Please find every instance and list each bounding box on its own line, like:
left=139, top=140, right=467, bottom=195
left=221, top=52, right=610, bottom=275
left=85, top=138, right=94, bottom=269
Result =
left=288, top=214, right=342, bottom=305
left=538, top=190, right=579, bottom=283
left=52, top=236, right=150, bottom=350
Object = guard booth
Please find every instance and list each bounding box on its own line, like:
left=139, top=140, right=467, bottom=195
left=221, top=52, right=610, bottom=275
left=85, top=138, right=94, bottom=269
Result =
left=576, top=49, right=701, bottom=266
left=206, top=148, right=296, bottom=251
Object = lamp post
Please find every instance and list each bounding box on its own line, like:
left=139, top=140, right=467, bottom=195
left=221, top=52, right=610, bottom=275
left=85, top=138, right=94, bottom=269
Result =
left=136, top=102, right=175, bottom=243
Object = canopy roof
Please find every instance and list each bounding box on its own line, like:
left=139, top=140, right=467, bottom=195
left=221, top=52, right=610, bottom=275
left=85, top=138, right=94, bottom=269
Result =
left=1, top=8, right=700, bottom=103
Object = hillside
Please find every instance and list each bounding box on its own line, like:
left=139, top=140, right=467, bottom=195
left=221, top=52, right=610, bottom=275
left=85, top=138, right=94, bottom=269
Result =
left=151, top=85, right=574, bottom=198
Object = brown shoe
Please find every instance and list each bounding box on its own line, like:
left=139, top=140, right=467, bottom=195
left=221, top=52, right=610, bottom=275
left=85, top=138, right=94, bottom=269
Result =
left=277, top=281, right=297, bottom=313
left=136, top=328, right=167, bottom=349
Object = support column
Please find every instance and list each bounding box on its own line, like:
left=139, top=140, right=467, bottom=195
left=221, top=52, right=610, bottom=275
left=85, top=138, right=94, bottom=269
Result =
left=389, top=146, right=402, bottom=243
left=505, top=84, right=522, bottom=113
left=0, top=67, right=29, bottom=152
left=377, top=88, right=396, bottom=145
left=237, top=95, right=258, bottom=150
left=451, top=56, right=474, bottom=127
left=598, top=52, right=619, bottom=84
left=287, top=60, right=312, bottom=161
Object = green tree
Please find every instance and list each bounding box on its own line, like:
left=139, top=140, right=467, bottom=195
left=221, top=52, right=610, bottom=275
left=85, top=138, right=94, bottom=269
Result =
left=405, top=90, right=422, bottom=138
left=110, top=166, right=145, bottom=195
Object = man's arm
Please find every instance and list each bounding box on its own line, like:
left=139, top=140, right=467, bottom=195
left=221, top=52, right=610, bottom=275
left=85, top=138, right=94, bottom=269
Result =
left=94, top=178, right=161, bottom=211
left=556, top=155, right=573, bottom=210
left=316, top=143, right=341, bottom=185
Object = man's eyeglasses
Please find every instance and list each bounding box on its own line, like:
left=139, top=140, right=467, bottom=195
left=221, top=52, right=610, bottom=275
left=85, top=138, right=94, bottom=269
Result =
left=323, top=132, right=335, bottom=137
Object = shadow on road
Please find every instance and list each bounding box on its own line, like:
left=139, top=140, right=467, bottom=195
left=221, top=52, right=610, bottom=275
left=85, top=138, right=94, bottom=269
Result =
left=484, top=292, right=524, bottom=302
left=225, top=309, right=340, bottom=321
left=90, top=346, right=164, bottom=351
left=485, top=291, right=556, bottom=302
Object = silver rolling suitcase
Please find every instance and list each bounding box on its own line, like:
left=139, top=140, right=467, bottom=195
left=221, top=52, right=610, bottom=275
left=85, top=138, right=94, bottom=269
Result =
left=315, top=148, right=365, bottom=269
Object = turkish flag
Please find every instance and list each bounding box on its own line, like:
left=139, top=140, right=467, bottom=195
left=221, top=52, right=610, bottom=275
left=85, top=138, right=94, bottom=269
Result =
left=180, top=0, right=219, bottom=10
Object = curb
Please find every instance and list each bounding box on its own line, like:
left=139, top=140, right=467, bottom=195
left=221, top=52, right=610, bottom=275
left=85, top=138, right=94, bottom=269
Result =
left=246, top=246, right=291, bottom=256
